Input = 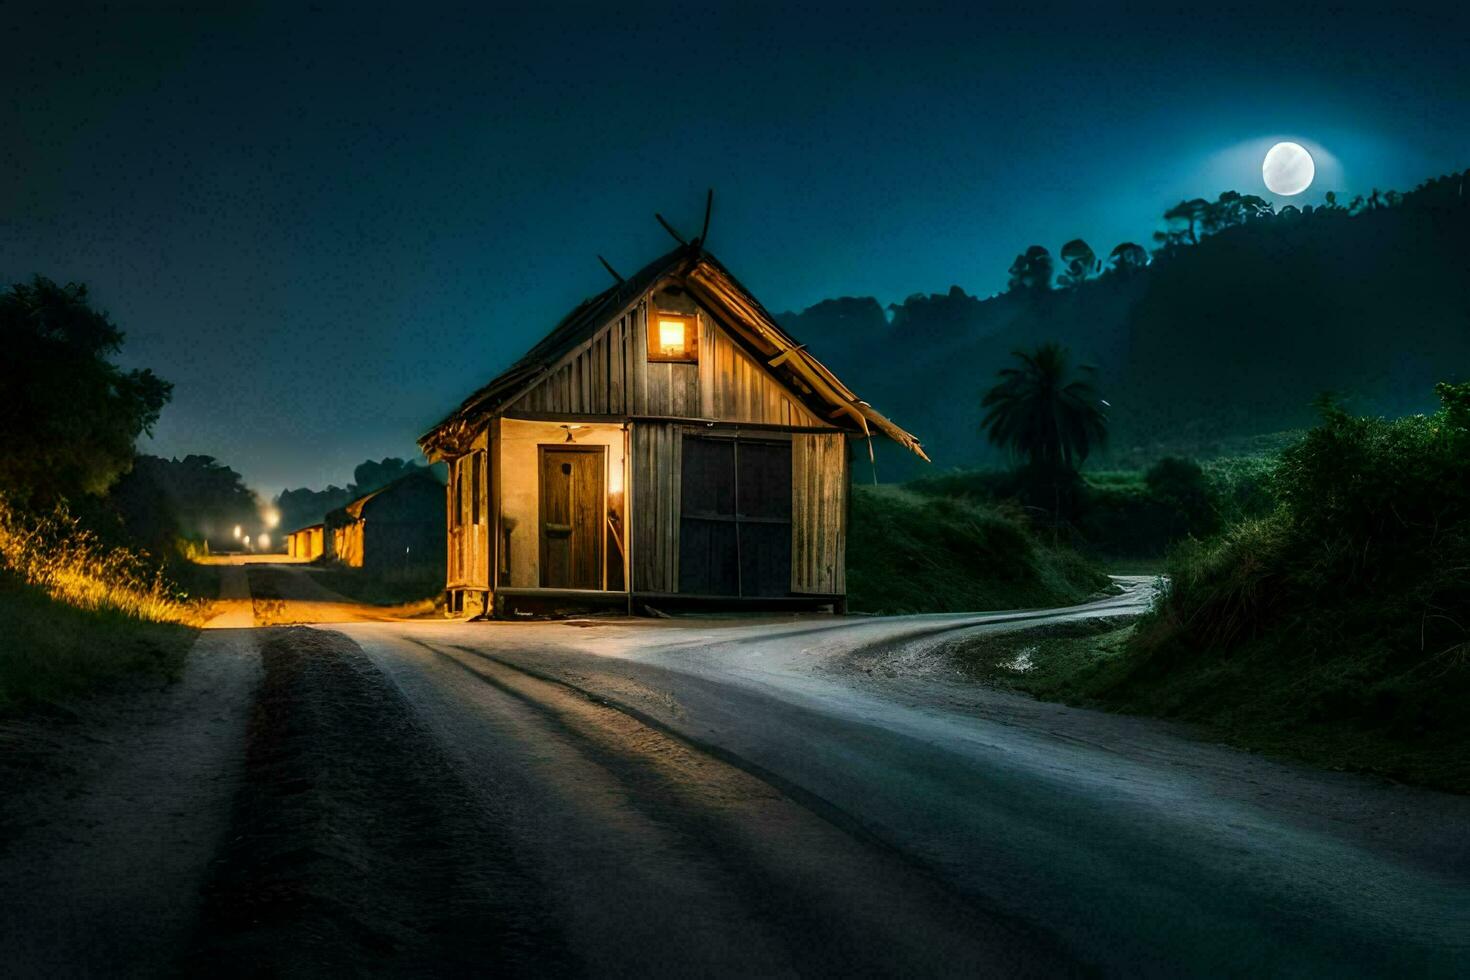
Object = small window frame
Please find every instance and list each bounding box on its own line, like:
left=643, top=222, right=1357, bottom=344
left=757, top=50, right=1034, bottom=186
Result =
left=647, top=311, right=699, bottom=363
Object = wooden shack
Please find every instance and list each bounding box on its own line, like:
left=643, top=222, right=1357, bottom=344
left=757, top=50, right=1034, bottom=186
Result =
left=323, top=472, right=445, bottom=570
left=285, top=523, right=325, bottom=560
left=419, top=242, right=926, bottom=618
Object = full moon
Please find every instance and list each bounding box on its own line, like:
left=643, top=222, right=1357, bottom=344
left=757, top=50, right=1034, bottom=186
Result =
left=1262, top=141, right=1315, bottom=196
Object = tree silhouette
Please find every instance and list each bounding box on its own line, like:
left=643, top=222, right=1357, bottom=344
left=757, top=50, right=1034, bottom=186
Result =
left=980, top=342, right=1108, bottom=472
left=1157, top=198, right=1210, bottom=248
left=1057, top=239, right=1099, bottom=290
left=1006, top=245, right=1053, bottom=294
left=353, top=457, right=423, bottom=494
left=0, top=277, right=172, bottom=508
left=1107, top=242, right=1148, bottom=275
left=1205, top=190, right=1272, bottom=232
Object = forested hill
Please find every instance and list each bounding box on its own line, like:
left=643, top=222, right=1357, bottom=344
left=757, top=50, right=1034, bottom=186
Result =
left=778, top=171, right=1470, bottom=479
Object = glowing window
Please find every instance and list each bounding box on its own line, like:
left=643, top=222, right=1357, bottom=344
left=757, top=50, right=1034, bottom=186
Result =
left=648, top=312, right=698, bottom=362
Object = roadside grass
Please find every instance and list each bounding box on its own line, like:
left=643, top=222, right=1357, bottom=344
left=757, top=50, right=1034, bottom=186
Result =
left=846, top=484, right=1109, bottom=615
left=947, top=615, right=1470, bottom=795
left=0, top=574, right=197, bottom=711
left=309, top=563, right=443, bottom=607
left=943, top=389, right=1470, bottom=795
left=0, top=498, right=207, bottom=711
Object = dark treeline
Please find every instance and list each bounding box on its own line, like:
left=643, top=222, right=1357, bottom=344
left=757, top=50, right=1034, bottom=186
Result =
left=273, top=457, right=437, bottom=534
left=779, top=169, right=1470, bottom=477
left=0, top=275, right=433, bottom=565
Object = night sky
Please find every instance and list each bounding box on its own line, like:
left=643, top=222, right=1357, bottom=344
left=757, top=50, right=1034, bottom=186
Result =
left=6, top=2, right=1469, bottom=496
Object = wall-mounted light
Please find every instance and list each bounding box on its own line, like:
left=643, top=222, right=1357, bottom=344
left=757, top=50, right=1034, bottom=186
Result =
left=561, top=424, right=585, bottom=443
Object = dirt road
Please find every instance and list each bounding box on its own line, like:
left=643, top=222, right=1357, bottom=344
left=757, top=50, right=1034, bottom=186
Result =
left=4, top=564, right=1468, bottom=976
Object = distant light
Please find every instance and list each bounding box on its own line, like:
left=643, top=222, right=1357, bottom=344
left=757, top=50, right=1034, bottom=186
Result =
left=258, top=533, right=270, bottom=548
left=233, top=525, right=242, bottom=539
left=243, top=534, right=252, bottom=548
left=262, top=507, right=280, bottom=529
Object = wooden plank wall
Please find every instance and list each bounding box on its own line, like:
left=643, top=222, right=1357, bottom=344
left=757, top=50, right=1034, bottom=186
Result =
left=791, top=432, right=849, bottom=594
left=630, top=421, right=682, bottom=592
left=445, top=443, right=491, bottom=589
left=508, top=297, right=831, bottom=427
left=512, top=308, right=638, bottom=414
left=701, top=317, right=823, bottom=426
left=641, top=307, right=700, bottom=416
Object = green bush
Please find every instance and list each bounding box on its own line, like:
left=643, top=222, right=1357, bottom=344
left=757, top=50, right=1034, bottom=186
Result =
left=1097, top=384, right=1470, bottom=790
left=1200, top=455, right=1278, bottom=525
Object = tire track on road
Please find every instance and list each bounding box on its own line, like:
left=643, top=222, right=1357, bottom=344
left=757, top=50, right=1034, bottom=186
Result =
left=189, top=627, right=573, bottom=978
left=416, top=638, right=1081, bottom=977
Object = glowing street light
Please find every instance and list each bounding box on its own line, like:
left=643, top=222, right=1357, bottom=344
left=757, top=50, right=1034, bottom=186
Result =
left=233, top=525, right=242, bottom=540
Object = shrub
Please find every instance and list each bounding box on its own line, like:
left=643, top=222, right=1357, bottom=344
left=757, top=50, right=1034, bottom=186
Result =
left=1101, top=384, right=1470, bottom=789
left=1144, top=457, right=1216, bottom=533
left=1200, top=455, right=1278, bottom=525
left=0, top=496, right=205, bottom=625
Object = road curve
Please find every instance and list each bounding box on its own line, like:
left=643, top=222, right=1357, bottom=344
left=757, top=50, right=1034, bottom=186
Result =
left=316, top=579, right=1470, bottom=976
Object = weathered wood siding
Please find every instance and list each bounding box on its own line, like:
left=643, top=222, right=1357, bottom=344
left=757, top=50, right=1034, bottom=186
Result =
left=512, top=310, right=637, bottom=415
left=791, top=432, right=849, bottom=594
left=508, top=298, right=831, bottom=427
left=630, top=421, right=682, bottom=593
left=700, top=318, right=818, bottom=425
left=446, top=432, right=490, bottom=589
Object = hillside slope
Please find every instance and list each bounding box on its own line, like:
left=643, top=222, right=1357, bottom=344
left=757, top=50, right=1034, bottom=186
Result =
left=779, top=171, right=1470, bottom=478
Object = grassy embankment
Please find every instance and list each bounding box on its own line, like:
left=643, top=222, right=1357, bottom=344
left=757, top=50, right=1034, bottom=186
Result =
left=908, top=454, right=1279, bottom=568
left=0, top=500, right=209, bottom=711
left=845, top=484, right=1109, bottom=614
left=949, top=386, right=1470, bottom=793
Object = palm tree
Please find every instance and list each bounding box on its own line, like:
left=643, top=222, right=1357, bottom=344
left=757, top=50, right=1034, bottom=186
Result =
left=981, top=342, right=1108, bottom=473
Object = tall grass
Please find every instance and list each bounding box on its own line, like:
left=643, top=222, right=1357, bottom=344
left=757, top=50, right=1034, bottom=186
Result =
left=0, top=497, right=204, bottom=625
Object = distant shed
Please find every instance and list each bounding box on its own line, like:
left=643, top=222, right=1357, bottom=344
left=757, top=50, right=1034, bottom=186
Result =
left=286, top=523, right=325, bottom=560
left=324, top=472, right=445, bottom=570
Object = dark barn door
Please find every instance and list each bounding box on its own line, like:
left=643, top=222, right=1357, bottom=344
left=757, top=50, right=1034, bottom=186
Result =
left=735, top=440, right=794, bottom=596
left=539, top=446, right=605, bottom=589
left=678, top=436, right=792, bottom=597
left=678, top=438, right=739, bottom=596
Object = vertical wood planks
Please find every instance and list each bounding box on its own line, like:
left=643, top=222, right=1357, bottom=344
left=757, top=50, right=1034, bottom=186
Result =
left=791, top=432, right=849, bottom=594
left=630, top=421, right=682, bottom=592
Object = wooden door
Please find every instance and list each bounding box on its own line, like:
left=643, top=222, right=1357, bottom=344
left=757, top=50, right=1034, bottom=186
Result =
left=678, top=435, right=792, bottom=597
left=539, top=445, right=605, bottom=590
